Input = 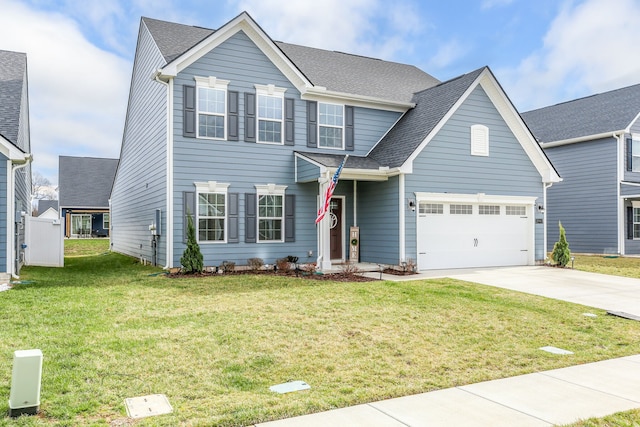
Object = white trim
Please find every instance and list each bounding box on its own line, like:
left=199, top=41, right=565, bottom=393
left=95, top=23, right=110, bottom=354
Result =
left=6, top=160, right=12, bottom=275
left=620, top=181, right=640, bottom=187
left=415, top=192, right=537, bottom=205
left=194, top=76, right=229, bottom=140
left=255, top=184, right=287, bottom=243
left=194, top=183, right=230, bottom=244
left=626, top=112, right=640, bottom=133
left=195, top=181, right=230, bottom=193
left=540, top=131, right=623, bottom=148
left=318, top=102, right=345, bottom=150
left=617, top=133, right=625, bottom=254
left=254, top=184, right=287, bottom=194
left=0, top=134, right=27, bottom=161
left=330, top=195, right=346, bottom=262
left=167, top=78, right=174, bottom=268
left=470, top=124, right=489, bottom=156
left=302, top=88, right=412, bottom=112
left=399, top=173, right=405, bottom=263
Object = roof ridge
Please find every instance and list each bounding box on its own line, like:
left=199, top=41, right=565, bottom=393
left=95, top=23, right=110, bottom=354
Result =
left=524, top=82, right=640, bottom=113
left=413, top=66, right=486, bottom=96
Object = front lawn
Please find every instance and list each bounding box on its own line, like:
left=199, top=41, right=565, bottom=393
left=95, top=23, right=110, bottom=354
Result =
left=0, top=241, right=639, bottom=426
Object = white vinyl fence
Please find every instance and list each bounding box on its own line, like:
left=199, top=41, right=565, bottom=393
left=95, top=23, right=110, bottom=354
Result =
left=24, top=216, right=64, bottom=267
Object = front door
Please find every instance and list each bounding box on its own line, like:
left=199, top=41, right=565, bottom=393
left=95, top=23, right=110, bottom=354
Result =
left=329, top=198, right=343, bottom=260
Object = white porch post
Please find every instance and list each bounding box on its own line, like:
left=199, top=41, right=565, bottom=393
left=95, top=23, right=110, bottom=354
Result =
left=317, top=176, right=332, bottom=271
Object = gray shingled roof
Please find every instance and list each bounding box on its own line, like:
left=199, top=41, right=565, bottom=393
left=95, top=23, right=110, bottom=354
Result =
left=59, top=156, right=119, bottom=209
left=522, top=83, right=640, bottom=143
left=0, top=50, right=26, bottom=145
left=37, top=199, right=59, bottom=214
left=369, top=67, right=486, bottom=168
left=296, top=152, right=383, bottom=170
left=141, top=16, right=440, bottom=104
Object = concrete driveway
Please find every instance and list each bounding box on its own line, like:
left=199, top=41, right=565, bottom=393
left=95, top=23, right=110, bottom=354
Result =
left=426, top=266, right=640, bottom=318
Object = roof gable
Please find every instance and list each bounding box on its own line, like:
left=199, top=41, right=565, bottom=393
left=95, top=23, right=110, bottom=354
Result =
left=59, top=156, right=119, bottom=208
left=522, top=83, right=640, bottom=143
left=146, top=13, right=439, bottom=108
left=370, top=67, right=560, bottom=183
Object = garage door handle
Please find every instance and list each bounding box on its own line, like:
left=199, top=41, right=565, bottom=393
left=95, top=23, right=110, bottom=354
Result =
left=474, top=238, right=478, bottom=247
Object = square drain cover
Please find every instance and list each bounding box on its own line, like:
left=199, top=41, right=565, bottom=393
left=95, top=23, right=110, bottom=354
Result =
left=125, top=394, right=172, bottom=419
left=269, top=380, right=310, bottom=394
left=540, top=346, right=573, bottom=355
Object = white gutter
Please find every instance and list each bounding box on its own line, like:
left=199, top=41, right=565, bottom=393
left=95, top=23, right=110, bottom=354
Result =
left=543, top=182, right=552, bottom=260
left=616, top=132, right=625, bottom=255
left=154, top=71, right=173, bottom=269
left=11, top=154, right=33, bottom=278
left=541, top=130, right=625, bottom=148
left=399, top=173, right=405, bottom=263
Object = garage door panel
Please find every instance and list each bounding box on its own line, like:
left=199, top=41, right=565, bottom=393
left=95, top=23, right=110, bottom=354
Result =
left=417, top=201, right=531, bottom=270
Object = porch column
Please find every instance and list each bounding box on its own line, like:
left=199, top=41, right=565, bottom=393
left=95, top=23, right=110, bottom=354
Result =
left=317, top=176, right=332, bottom=271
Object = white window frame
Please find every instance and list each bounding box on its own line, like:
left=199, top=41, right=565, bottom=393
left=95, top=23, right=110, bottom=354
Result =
left=195, top=76, right=230, bottom=140
left=506, top=205, right=527, bottom=216
left=633, top=201, right=640, bottom=239
left=255, top=184, right=287, bottom=243
left=255, top=84, right=286, bottom=145
left=471, top=124, right=489, bottom=156
left=102, top=213, right=110, bottom=230
left=71, top=214, right=92, bottom=237
left=318, top=102, right=345, bottom=150
left=419, top=203, right=443, bottom=214
left=194, top=181, right=230, bottom=244
left=632, top=135, right=640, bottom=172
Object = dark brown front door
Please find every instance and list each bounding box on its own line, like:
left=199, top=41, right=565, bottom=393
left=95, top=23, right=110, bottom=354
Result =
left=329, top=198, right=343, bottom=260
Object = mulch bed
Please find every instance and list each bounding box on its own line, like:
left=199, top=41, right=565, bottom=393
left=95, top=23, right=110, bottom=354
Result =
left=166, top=269, right=378, bottom=282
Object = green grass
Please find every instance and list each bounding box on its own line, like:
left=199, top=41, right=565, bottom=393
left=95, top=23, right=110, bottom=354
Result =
left=1, top=241, right=640, bottom=426
left=562, top=409, right=640, bottom=427
left=573, top=255, right=640, bottom=279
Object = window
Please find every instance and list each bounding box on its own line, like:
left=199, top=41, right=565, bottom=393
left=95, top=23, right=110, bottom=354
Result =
left=256, top=184, right=287, bottom=242
left=471, top=124, right=489, bottom=156
left=506, top=206, right=526, bottom=216
left=195, top=76, right=229, bottom=139
left=450, top=204, right=472, bottom=215
left=634, top=207, right=640, bottom=239
left=103, top=213, right=110, bottom=230
left=71, top=214, right=91, bottom=237
left=479, top=205, right=500, bottom=215
left=319, top=103, right=344, bottom=148
left=419, top=203, right=443, bottom=214
left=632, top=138, right=640, bottom=172
left=256, top=84, right=286, bottom=144
left=195, top=182, right=229, bottom=242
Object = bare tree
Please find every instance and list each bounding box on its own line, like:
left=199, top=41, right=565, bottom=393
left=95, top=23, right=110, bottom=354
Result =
left=32, top=171, right=57, bottom=200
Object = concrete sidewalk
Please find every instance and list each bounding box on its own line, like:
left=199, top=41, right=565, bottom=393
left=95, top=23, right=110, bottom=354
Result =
left=256, top=355, right=640, bottom=427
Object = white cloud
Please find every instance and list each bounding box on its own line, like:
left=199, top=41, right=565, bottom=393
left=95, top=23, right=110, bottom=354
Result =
left=0, top=0, right=131, bottom=184
left=425, top=39, right=469, bottom=71
left=498, top=0, right=640, bottom=111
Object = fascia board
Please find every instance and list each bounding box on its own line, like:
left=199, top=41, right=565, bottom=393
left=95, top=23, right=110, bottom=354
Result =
left=625, top=111, right=640, bottom=133
left=541, top=131, right=624, bottom=148
left=160, top=13, right=311, bottom=92
left=301, top=89, right=413, bottom=113
left=415, top=192, right=537, bottom=205
left=0, top=135, right=27, bottom=161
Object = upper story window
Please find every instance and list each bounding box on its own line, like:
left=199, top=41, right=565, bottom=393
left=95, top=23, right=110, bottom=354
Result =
left=195, top=181, right=229, bottom=243
left=630, top=137, right=640, bottom=172
left=195, top=76, right=229, bottom=140
left=255, top=184, right=287, bottom=242
left=471, top=124, right=489, bottom=156
left=256, top=84, right=286, bottom=144
left=319, top=103, right=344, bottom=149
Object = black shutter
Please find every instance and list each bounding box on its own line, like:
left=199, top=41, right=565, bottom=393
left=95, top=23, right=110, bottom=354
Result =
left=285, top=194, right=295, bottom=242
left=345, top=105, right=354, bottom=151
left=228, top=91, right=239, bottom=141
left=245, top=193, right=256, bottom=243
left=245, top=92, right=256, bottom=142
left=307, top=100, right=317, bottom=147
left=284, top=98, right=295, bottom=146
left=183, top=85, right=196, bottom=138
left=627, top=138, right=633, bottom=171
left=228, top=193, right=239, bottom=243
left=628, top=206, right=634, bottom=239
left=183, top=191, right=196, bottom=243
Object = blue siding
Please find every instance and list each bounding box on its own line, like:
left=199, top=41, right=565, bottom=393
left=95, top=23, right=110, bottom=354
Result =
left=170, top=31, right=399, bottom=267
left=0, top=158, right=7, bottom=272
left=621, top=183, right=640, bottom=197
left=296, top=157, right=320, bottom=183
left=405, top=86, right=545, bottom=261
left=544, top=137, right=618, bottom=253
left=624, top=133, right=640, bottom=183
left=111, top=22, right=168, bottom=265
left=357, top=177, right=400, bottom=264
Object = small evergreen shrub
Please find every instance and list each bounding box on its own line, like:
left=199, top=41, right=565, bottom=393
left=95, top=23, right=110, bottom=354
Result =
left=180, top=214, right=203, bottom=274
left=552, top=221, right=571, bottom=267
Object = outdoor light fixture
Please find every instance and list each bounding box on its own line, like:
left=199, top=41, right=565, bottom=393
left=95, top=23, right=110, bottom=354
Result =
left=571, top=256, right=575, bottom=269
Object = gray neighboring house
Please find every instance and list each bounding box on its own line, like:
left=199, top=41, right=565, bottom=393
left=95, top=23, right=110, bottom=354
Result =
left=59, top=156, right=118, bottom=237
left=37, top=199, right=59, bottom=217
left=523, top=83, right=640, bottom=255
left=111, top=12, right=559, bottom=271
left=0, top=50, right=33, bottom=278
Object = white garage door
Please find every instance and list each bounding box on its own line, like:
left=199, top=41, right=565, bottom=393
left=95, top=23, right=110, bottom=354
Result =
left=416, top=197, right=533, bottom=270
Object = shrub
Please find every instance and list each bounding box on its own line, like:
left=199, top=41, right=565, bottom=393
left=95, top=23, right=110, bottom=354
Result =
left=552, top=221, right=571, bottom=267
left=247, top=257, right=264, bottom=271
left=339, top=261, right=361, bottom=275
left=180, top=215, right=203, bottom=274
left=276, top=257, right=291, bottom=272
left=222, top=261, right=235, bottom=273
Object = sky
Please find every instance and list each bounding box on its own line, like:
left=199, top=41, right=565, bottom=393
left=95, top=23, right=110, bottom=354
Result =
left=1, top=0, right=640, bottom=186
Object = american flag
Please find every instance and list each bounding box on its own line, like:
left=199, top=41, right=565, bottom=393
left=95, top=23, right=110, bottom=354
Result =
left=315, top=155, right=348, bottom=224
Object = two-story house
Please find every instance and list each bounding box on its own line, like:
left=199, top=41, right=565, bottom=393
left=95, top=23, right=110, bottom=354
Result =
left=523, top=83, right=640, bottom=255
left=110, top=12, right=560, bottom=271
left=0, top=50, right=33, bottom=279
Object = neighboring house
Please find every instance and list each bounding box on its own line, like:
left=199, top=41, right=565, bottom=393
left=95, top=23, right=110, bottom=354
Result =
left=522, top=84, right=640, bottom=255
left=37, top=199, right=59, bottom=217
left=59, top=156, right=118, bottom=238
left=111, top=13, right=560, bottom=271
left=0, top=50, right=33, bottom=278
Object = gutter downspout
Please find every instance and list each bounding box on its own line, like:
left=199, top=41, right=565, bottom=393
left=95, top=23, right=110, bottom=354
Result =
left=615, top=131, right=624, bottom=255
left=11, top=154, right=33, bottom=279
left=154, top=71, right=173, bottom=269
left=543, top=181, right=552, bottom=260
left=399, top=173, right=405, bottom=263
